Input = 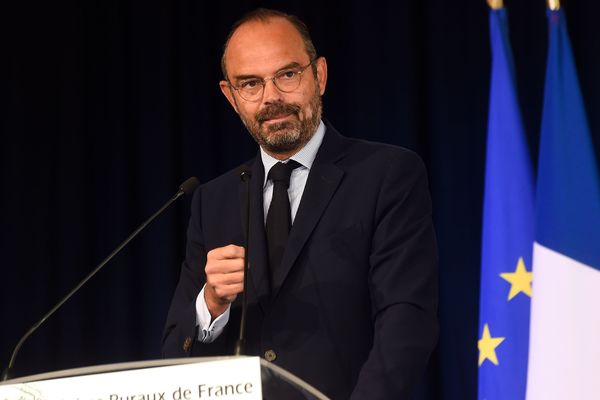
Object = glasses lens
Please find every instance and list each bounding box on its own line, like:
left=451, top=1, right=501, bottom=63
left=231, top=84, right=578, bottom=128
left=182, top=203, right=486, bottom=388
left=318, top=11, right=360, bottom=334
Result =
left=238, top=81, right=262, bottom=101
left=274, top=70, right=301, bottom=93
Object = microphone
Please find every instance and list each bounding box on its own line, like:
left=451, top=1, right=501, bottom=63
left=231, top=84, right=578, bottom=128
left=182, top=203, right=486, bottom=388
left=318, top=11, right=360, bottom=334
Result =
left=1, top=177, right=200, bottom=381
left=234, top=167, right=251, bottom=356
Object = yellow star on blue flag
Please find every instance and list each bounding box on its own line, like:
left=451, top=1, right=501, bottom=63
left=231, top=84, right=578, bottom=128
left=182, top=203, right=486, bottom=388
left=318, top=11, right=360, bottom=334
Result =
left=478, top=323, right=505, bottom=366
left=500, top=257, right=533, bottom=300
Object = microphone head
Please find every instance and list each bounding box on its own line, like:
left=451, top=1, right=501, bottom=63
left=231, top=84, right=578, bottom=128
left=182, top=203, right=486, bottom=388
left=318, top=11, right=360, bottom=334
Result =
left=239, top=166, right=252, bottom=182
left=179, top=177, right=200, bottom=195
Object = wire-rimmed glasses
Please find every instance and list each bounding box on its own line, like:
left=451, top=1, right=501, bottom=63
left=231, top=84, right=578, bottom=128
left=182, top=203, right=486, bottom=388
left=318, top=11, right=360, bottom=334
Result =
left=228, top=59, right=316, bottom=102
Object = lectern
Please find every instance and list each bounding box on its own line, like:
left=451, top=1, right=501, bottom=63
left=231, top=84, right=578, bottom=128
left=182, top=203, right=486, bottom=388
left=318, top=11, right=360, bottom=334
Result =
left=0, top=356, right=329, bottom=400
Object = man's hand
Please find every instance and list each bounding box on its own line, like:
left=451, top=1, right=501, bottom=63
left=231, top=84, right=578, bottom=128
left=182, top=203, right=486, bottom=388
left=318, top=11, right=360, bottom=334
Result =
left=204, top=244, right=245, bottom=318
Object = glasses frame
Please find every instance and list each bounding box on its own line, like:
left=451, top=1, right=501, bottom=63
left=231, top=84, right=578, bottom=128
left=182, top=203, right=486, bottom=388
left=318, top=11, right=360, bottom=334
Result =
left=228, top=58, right=317, bottom=102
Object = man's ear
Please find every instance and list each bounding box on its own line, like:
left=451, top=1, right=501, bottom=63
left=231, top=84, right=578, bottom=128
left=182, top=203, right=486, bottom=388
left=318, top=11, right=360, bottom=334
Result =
left=219, top=80, right=239, bottom=114
left=315, top=57, right=328, bottom=96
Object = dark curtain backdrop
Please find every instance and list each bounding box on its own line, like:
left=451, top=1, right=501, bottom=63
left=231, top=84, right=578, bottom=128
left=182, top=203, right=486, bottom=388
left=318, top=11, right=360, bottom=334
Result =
left=2, top=0, right=599, bottom=398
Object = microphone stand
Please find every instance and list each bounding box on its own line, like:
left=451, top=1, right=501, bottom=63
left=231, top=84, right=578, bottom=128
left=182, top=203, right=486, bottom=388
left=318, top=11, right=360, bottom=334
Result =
left=234, top=169, right=251, bottom=356
left=1, top=177, right=199, bottom=381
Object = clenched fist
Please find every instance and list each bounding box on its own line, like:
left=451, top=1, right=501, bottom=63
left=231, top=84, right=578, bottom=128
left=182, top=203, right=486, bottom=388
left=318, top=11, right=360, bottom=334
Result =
left=204, top=244, right=245, bottom=318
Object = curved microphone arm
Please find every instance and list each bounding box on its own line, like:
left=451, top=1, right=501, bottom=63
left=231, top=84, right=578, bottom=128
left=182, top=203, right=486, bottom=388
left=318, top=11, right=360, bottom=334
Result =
left=1, top=177, right=199, bottom=381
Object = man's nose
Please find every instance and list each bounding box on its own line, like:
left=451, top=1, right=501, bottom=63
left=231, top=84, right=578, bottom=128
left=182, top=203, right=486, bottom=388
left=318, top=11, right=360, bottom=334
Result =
left=262, top=79, right=284, bottom=104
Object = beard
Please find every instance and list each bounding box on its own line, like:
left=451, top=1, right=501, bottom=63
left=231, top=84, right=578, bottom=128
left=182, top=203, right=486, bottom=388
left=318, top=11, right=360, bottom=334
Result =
left=239, top=87, right=322, bottom=155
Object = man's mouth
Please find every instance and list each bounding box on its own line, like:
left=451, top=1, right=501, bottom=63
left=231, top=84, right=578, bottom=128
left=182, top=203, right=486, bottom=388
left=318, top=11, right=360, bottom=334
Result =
left=256, top=103, right=301, bottom=124
left=263, top=113, right=293, bottom=123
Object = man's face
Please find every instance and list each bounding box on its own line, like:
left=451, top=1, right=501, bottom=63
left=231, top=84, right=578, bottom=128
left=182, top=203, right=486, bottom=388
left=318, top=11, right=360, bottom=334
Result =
left=219, top=18, right=328, bottom=159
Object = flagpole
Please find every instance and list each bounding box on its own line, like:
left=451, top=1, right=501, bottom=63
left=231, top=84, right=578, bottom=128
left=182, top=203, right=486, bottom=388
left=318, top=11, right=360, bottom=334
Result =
left=487, top=0, right=503, bottom=10
left=547, top=0, right=560, bottom=10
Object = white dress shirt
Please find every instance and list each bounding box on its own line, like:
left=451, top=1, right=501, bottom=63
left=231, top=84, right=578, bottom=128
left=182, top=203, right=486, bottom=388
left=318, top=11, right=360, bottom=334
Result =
left=195, top=121, right=326, bottom=342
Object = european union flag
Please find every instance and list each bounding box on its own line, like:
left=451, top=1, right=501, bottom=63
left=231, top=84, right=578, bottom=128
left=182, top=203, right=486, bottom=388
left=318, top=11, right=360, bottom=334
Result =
left=478, top=7, right=535, bottom=400
left=526, top=8, right=600, bottom=399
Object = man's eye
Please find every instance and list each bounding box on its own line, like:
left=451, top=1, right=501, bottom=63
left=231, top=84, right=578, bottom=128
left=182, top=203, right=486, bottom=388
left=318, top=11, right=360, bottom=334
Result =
left=240, top=80, right=260, bottom=89
left=279, top=70, right=297, bottom=80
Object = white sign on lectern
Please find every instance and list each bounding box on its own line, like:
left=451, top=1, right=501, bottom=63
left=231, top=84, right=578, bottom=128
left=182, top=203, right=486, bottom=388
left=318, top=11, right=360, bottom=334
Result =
left=0, top=357, right=262, bottom=400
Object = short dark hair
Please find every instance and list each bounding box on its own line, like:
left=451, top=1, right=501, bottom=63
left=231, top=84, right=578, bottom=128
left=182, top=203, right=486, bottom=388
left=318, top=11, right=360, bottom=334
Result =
left=221, top=8, right=318, bottom=80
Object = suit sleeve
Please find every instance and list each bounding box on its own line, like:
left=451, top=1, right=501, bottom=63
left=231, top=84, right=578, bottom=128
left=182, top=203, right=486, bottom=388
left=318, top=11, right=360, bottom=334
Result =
left=351, top=151, right=439, bottom=399
left=161, top=187, right=206, bottom=357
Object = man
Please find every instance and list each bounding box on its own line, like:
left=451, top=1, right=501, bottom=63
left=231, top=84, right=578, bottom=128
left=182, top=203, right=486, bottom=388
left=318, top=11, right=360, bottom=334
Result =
left=162, top=8, right=438, bottom=399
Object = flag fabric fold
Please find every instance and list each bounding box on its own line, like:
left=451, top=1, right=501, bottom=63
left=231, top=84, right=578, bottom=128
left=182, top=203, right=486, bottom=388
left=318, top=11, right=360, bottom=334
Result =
left=526, top=9, right=600, bottom=399
left=478, top=8, right=535, bottom=400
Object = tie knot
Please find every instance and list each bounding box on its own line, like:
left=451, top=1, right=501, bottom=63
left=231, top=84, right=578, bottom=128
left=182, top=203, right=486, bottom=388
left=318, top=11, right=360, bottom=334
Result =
left=268, top=160, right=301, bottom=186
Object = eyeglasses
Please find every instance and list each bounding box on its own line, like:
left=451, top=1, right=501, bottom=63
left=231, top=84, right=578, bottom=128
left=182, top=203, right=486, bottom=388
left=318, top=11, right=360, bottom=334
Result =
left=228, top=59, right=316, bottom=102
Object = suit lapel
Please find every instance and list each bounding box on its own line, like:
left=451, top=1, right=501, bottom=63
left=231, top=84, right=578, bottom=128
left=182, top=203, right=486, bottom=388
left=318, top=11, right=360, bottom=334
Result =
left=238, top=156, right=270, bottom=313
left=272, top=124, right=347, bottom=299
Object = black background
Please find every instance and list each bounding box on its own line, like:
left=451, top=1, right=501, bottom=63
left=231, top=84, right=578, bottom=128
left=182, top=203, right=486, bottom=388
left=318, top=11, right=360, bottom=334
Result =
left=2, top=1, right=599, bottom=398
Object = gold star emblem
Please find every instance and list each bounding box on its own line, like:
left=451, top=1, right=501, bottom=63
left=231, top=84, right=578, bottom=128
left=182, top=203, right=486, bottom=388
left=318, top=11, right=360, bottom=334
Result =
left=500, top=257, right=533, bottom=301
left=478, top=323, right=505, bottom=366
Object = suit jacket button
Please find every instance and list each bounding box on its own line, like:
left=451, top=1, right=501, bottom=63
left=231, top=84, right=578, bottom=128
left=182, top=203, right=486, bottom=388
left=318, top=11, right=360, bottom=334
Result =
left=264, top=349, right=277, bottom=362
left=183, top=337, right=193, bottom=352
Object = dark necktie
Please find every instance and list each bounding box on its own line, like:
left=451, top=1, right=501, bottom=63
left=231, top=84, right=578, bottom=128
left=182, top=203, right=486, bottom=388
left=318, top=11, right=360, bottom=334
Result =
left=266, top=160, right=301, bottom=288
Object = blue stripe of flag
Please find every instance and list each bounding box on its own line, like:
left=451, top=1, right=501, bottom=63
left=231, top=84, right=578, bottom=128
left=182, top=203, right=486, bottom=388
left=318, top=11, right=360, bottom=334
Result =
left=535, top=9, right=600, bottom=270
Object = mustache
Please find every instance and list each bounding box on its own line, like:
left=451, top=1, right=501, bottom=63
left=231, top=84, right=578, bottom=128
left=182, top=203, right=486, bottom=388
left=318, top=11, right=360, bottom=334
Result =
left=256, top=102, right=301, bottom=123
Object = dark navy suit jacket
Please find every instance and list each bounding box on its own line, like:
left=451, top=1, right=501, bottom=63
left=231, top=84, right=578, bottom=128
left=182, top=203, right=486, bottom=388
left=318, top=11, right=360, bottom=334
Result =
left=162, top=122, right=438, bottom=399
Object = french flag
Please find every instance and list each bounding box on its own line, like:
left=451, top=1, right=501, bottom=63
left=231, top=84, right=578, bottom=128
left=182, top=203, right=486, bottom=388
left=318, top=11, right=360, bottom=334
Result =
left=526, top=8, right=600, bottom=399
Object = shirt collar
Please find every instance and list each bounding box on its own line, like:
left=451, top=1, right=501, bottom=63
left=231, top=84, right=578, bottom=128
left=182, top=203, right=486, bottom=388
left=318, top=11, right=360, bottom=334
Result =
left=260, top=120, right=326, bottom=186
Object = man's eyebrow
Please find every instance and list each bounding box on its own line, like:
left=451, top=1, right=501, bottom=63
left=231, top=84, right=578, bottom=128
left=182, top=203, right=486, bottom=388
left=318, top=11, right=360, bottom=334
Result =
left=232, top=73, right=261, bottom=81
left=232, top=62, right=304, bottom=81
left=276, top=61, right=303, bottom=71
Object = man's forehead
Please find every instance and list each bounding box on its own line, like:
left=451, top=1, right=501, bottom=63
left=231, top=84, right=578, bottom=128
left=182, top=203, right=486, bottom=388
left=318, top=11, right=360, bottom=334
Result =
left=225, top=18, right=308, bottom=75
